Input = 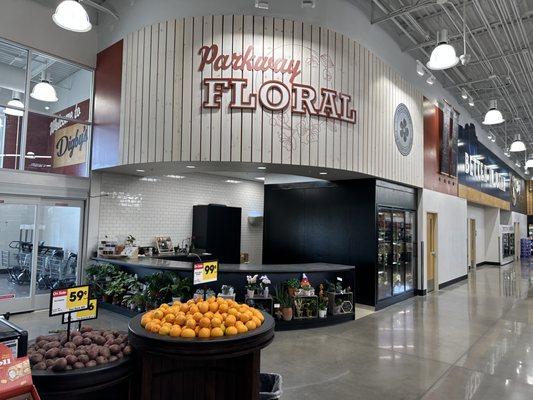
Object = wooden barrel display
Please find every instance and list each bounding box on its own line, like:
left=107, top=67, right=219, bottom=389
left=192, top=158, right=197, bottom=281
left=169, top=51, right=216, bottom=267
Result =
left=32, top=356, right=134, bottom=400
left=128, top=312, right=275, bottom=400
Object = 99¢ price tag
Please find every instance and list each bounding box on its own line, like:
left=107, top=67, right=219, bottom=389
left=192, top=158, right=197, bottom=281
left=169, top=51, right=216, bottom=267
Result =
left=194, top=261, right=218, bottom=285
left=50, top=285, right=90, bottom=316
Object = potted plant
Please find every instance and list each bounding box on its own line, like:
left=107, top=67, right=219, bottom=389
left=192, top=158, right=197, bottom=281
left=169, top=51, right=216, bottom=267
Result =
left=318, top=296, right=328, bottom=318
left=259, top=275, right=271, bottom=297
left=333, top=297, right=343, bottom=314
left=245, top=275, right=259, bottom=298
left=300, top=282, right=313, bottom=296
left=144, top=271, right=174, bottom=308
left=221, top=285, right=234, bottom=295
left=274, top=285, right=293, bottom=321
left=285, top=278, right=299, bottom=297
left=123, top=289, right=145, bottom=311
left=166, top=275, right=191, bottom=303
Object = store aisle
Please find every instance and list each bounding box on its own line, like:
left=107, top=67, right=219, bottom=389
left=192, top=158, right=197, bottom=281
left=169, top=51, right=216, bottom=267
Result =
left=261, top=262, right=533, bottom=399
left=9, top=262, right=533, bottom=399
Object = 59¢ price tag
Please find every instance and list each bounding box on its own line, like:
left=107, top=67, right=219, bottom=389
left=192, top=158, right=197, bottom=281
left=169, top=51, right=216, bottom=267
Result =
left=49, top=285, right=90, bottom=316
left=193, top=261, right=218, bottom=285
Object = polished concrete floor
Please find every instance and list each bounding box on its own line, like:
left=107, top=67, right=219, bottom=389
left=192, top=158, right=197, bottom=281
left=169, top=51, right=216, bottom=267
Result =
left=9, top=261, right=533, bottom=399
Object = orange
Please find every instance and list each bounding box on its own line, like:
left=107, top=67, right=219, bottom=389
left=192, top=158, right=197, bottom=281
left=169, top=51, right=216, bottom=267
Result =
left=239, top=313, right=250, bottom=323
left=219, top=303, right=229, bottom=313
left=160, top=303, right=169, bottom=309
left=189, top=305, right=199, bottom=314
left=253, top=310, right=264, bottom=322
left=252, top=316, right=262, bottom=327
left=193, top=312, right=204, bottom=322
left=164, top=314, right=175, bottom=323
left=180, top=328, right=196, bottom=338
left=225, top=326, right=238, bottom=336
left=204, top=311, right=214, bottom=319
left=150, top=323, right=161, bottom=333
left=169, top=325, right=182, bottom=337
left=198, top=302, right=209, bottom=314
left=207, top=296, right=216, bottom=303
left=199, top=317, right=211, bottom=328
left=195, top=326, right=200, bottom=335
left=228, top=308, right=239, bottom=317
left=175, top=315, right=187, bottom=326
left=225, top=315, right=237, bottom=327
left=236, top=323, right=248, bottom=334
left=213, top=312, right=223, bottom=321
left=210, top=327, right=224, bottom=337
left=209, top=302, right=219, bottom=313
left=198, top=327, right=211, bottom=338
left=245, top=320, right=257, bottom=331
left=153, top=310, right=164, bottom=320
left=211, top=317, right=222, bottom=328
left=158, top=325, right=171, bottom=335
left=141, top=317, right=152, bottom=327
left=186, top=319, right=197, bottom=329
left=180, top=304, right=189, bottom=313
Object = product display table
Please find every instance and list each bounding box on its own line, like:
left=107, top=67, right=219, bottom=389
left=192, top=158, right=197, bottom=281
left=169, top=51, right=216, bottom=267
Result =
left=32, top=356, right=134, bottom=400
left=128, top=312, right=275, bottom=400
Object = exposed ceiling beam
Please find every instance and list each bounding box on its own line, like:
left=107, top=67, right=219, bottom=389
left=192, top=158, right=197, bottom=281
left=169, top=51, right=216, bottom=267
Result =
left=371, top=0, right=437, bottom=25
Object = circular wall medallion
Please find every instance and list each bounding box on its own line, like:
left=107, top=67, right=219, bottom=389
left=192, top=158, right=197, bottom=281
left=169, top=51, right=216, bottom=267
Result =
left=394, top=103, right=413, bottom=156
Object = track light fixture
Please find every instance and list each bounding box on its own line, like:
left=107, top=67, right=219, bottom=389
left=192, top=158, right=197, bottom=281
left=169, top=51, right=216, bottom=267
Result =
left=301, top=0, right=316, bottom=8
left=461, top=88, right=468, bottom=99
left=468, top=96, right=474, bottom=107
left=255, top=0, right=269, bottom=9
left=426, top=75, right=436, bottom=85
left=416, top=60, right=425, bottom=76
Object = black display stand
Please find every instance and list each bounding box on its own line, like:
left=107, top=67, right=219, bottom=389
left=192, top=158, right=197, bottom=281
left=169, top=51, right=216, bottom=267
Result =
left=32, top=355, right=134, bottom=400
left=128, top=312, right=275, bottom=400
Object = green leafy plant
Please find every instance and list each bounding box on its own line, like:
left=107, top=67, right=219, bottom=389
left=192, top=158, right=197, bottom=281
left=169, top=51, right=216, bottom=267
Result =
left=318, top=296, right=328, bottom=310
left=165, top=275, right=191, bottom=300
left=273, top=284, right=292, bottom=308
left=85, top=263, right=121, bottom=299
left=144, top=271, right=174, bottom=308
left=285, top=278, right=299, bottom=289
left=325, top=279, right=343, bottom=294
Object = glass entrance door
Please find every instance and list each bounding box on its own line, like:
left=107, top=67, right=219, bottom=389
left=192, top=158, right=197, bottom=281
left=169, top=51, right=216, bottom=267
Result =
left=0, top=197, right=83, bottom=313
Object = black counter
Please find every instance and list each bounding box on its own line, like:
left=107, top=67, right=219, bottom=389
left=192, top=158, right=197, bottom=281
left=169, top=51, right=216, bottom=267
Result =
left=92, top=257, right=354, bottom=274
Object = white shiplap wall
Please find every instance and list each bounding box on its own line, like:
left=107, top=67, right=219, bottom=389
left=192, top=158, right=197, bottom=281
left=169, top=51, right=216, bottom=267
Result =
left=98, top=173, right=264, bottom=263
left=118, top=15, right=424, bottom=188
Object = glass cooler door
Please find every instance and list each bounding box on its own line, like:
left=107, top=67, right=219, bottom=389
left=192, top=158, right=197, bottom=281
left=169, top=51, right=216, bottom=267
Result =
left=404, top=211, right=415, bottom=291
left=377, top=210, right=392, bottom=300
left=392, top=211, right=405, bottom=295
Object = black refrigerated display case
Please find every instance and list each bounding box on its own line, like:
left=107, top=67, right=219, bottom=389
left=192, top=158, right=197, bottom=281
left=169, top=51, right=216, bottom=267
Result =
left=0, top=317, right=28, bottom=358
left=377, top=208, right=416, bottom=301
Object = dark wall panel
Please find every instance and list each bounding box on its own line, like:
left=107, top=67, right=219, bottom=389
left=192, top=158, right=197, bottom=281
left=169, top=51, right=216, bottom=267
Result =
left=92, top=40, right=123, bottom=170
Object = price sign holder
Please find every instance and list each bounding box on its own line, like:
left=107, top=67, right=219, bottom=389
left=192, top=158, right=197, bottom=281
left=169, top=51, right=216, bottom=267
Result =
left=49, top=285, right=91, bottom=341
left=193, top=260, right=218, bottom=285
left=62, top=298, right=98, bottom=324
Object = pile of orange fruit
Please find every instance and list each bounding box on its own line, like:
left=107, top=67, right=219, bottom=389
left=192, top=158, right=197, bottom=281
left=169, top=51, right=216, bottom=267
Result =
left=140, top=296, right=265, bottom=339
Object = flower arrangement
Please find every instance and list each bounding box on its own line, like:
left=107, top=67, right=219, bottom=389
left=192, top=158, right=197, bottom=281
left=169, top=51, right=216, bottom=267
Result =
left=245, top=275, right=259, bottom=297
left=259, top=275, right=271, bottom=297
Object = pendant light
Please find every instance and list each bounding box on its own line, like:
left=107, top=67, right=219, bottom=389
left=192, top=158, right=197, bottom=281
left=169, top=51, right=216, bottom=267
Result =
left=30, top=72, right=58, bottom=102
left=4, top=92, right=24, bottom=117
left=482, top=100, right=504, bottom=125
left=52, top=0, right=92, bottom=33
left=526, top=154, right=533, bottom=169
left=427, top=29, right=459, bottom=70
left=510, top=134, right=526, bottom=152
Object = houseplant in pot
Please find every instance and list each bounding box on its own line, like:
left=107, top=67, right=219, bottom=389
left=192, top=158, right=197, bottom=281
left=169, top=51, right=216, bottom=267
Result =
left=245, top=275, right=259, bottom=298
left=259, top=275, right=271, bottom=297
left=286, top=278, right=299, bottom=297
left=318, top=296, right=328, bottom=318
left=166, top=274, right=191, bottom=303
left=274, top=285, right=293, bottom=321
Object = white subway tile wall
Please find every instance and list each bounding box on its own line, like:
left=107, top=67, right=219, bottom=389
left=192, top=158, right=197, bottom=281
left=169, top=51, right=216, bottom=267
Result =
left=98, top=173, right=264, bottom=263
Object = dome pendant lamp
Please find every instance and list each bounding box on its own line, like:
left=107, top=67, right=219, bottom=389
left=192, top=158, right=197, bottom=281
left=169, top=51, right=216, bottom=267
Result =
left=510, top=134, right=526, bottom=153
left=52, top=0, right=92, bottom=33
left=4, top=92, right=24, bottom=117
left=526, top=154, right=533, bottom=169
left=30, top=72, right=58, bottom=103
left=427, top=29, right=460, bottom=70
left=482, top=100, right=504, bottom=125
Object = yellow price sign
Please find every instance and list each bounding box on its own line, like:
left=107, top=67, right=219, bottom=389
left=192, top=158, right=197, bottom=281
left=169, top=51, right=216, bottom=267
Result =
left=50, top=285, right=90, bottom=316
left=63, top=299, right=98, bottom=323
left=194, top=261, right=218, bottom=285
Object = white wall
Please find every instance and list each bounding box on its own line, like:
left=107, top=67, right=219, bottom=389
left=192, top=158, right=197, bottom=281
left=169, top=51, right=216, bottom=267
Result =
left=97, top=0, right=525, bottom=178
left=0, top=0, right=97, bottom=67
left=419, top=189, right=468, bottom=288
left=485, top=207, right=500, bottom=263
left=95, top=172, right=264, bottom=263
left=50, top=69, right=93, bottom=114
left=510, top=212, right=527, bottom=239
left=40, top=206, right=81, bottom=254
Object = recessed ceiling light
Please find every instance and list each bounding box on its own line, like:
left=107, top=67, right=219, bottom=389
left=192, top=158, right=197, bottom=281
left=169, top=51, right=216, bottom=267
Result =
left=319, top=172, right=328, bottom=175
left=257, top=166, right=267, bottom=170
left=186, top=165, right=195, bottom=169
left=255, top=177, right=266, bottom=181
left=225, top=179, right=241, bottom=184
left=255, top=0, right=269, bottom=10
left=136, top=169, right=145, bottom=173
